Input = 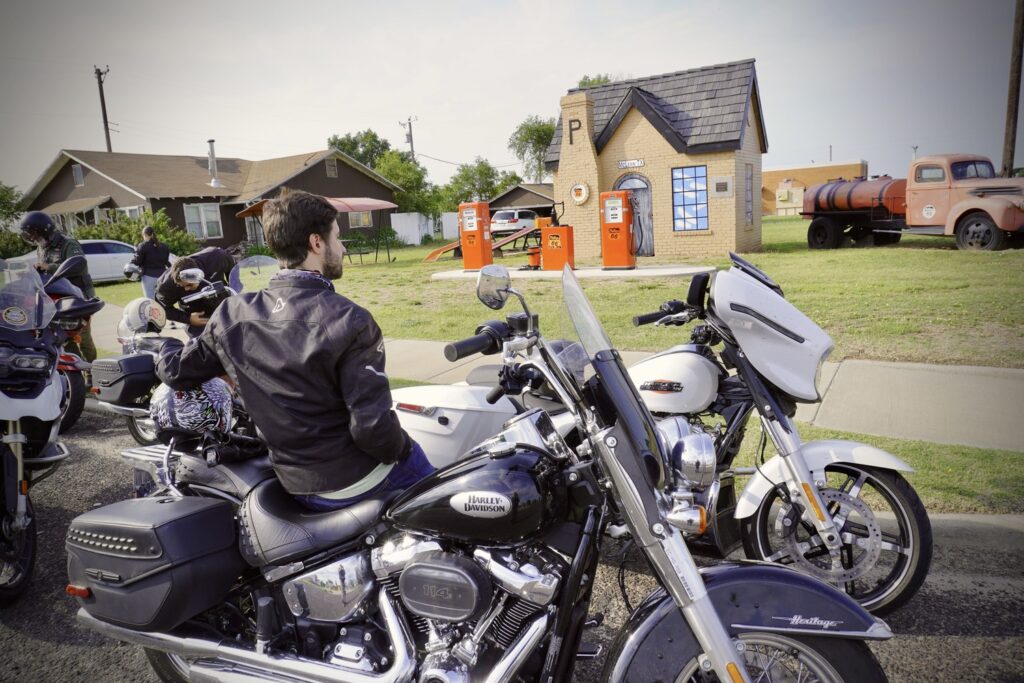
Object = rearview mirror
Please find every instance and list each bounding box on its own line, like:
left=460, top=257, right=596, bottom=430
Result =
left=177, top=268, right=206, bottom=285
left=477, top=265, right=511, bottom=310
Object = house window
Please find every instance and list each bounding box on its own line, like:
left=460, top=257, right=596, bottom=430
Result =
left=117, top=205, right=144, bottom=220
left=745, top=164, right=754, bottom=225
left=325, top=158, right=338, bottom=178
left=671, top=166, right=709, bottom=231
left=245, top=216, right=265, bottom=246
left=72, top=164, right=84, bottom=187
left=349, top=211, right=373, bottom=228
left=184, top=203, right=223, bottom=239
left=914, top=166, right=945, bottom=183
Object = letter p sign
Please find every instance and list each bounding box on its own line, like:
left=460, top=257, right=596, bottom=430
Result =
left=568, top=119, right=582, bottom=145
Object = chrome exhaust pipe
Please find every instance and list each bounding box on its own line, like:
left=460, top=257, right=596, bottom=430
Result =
left=85, top=398, right=149, bottom=418
left=76, top=591, right=416, bottom=683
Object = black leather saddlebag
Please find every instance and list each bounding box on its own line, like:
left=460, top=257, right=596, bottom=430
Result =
left=92, top=353, right=157, bottom=404
left=66, top=496, right=245, bottom=632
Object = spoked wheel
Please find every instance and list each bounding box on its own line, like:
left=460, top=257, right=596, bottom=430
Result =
left=742, top=465, right=932, bottom=614
left=58, top=370, right=87, bottom=434
left=674, top=632, right=887, bottom=682
left=0, top=497, right=37, bottom=606
left=127, top=410, right=159, bottom=446
left=144, top=650, right=192, bottom=683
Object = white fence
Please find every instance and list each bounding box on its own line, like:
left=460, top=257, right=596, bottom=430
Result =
left=440, top=212, right=458, bottom=240
left=391, top=212, right=461, bottom=244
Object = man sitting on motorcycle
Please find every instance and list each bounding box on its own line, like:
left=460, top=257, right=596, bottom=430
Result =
left=154, top=246, right=234, bottom=338
left=157, top=190, right=433, bottom=510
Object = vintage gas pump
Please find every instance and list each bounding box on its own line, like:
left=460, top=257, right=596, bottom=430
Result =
left=540, top=211, right=575, bottom=271
left=458, top=201, right=493, bottom=271
left=599, top=190, right=636, bottom=269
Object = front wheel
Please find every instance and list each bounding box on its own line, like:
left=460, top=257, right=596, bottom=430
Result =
left=58, top=370, right=86, bottom=434
left=674, top=632, right=887, bottom=682
left=956, top=213, right=1006, bottom=251
left=0, top=497, right=37, bottom=606
left=741, top=465, right=932, bottom=614
left=807, top=217, right=842, bottom=249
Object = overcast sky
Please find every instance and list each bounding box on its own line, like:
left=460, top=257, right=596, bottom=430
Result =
left=0, top=0, right=1020, bottom=194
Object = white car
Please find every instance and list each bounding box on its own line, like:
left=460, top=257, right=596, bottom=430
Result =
left=7, top=239, right=175, bottom=284
left=490, top=209, right=538, bottom=238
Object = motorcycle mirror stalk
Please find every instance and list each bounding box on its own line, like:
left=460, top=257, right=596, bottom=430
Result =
left=477, top=265, right=537, bottom=338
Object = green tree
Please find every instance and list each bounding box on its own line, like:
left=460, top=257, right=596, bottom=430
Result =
left=0, top=182, right=22, bottom=231
left=508, top=116, right=556, bottom=183
left=374, top=150, right=439, bottom=218
left=578, top=73, right=612, bottom=88
left=326, top=129, right=394, bottom=169
left=440, top=158, right=522, bottom=209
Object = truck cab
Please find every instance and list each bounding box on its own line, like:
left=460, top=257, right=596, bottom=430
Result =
left=907, top=154, right=1024, bottom=249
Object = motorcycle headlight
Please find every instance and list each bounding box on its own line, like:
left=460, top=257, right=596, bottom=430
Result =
left=814, top=346, right=834, bottom=400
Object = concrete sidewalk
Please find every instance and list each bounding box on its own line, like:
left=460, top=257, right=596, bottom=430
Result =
left=89, top=301, right=1024, bottom=453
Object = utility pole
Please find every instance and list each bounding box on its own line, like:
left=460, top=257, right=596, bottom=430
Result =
left=399, top=116, right=417, bottom=162
left=829, top=144, right=832, bottom=162
left=912, top=145, right=919, bottom=160
left=1002, top=0, right=1023, bottom=177
left=93, top=65, right=112, bottom=152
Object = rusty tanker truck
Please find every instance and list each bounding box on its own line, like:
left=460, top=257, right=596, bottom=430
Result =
left=801, top=154, right=1024, bottom=251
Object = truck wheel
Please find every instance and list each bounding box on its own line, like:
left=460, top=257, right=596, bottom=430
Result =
left=956, top=213, right=1006, bottom=251
left=874, top=232, right=902, bottom=246
left=807, top=217, right=842, bottom=249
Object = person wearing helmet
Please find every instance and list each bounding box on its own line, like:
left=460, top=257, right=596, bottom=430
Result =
left=19, top=211, right=97, bottom=362
left=157, top=190, right=432, bottom=510
left=154, top=246, right=234, bottom=338
left=131, top=226, right=170, bottom=299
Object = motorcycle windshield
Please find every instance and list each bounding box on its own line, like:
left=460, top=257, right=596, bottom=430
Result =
left=229, top=255, right=281, bottom=293
left=0, top=260, right=56, bottom=332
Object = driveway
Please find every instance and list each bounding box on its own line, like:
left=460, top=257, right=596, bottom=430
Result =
left=2, top=411, right=1022, bottom=681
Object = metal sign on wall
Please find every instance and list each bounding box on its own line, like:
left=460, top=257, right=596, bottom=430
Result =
left=617, top=159, right=645, bottom=169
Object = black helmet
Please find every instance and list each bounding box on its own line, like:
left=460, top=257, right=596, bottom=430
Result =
left=19, top=211, right=56, bottom=245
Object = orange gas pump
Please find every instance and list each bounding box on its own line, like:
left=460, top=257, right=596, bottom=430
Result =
left=600, top=191, right=635, bottom=269
left=458, top=201, right=493, bottom=271
left=541, top=221, right=574, bottom=271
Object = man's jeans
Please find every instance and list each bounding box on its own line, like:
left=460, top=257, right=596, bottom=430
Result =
left=295, top=442, right=435, bottom=511
left=141, top=275, right=159, bottom=299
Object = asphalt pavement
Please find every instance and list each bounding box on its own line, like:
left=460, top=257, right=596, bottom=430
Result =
left=1, top=412, right=1022, bottom=682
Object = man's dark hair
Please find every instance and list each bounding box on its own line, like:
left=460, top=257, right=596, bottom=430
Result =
left=169, top=257, right=199, bottom=282
left=263, top=190, right=339, bottom=268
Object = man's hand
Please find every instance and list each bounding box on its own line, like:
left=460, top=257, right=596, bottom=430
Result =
left=189, top=313, right=210, bottom=327
left=34, top=262, right=47, bottom=273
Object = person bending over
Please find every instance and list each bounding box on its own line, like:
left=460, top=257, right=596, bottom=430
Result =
left=154, top=246, right=234, bottom=338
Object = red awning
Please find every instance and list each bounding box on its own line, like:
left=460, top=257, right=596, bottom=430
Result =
left=235, top=196, right=398, bottom=218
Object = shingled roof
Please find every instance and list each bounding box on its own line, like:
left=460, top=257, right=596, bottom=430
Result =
left=544, top=59, right=766, bottom=171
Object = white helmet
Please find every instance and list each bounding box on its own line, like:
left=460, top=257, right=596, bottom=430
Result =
left=118, top=297, right=167, bottom=339
left=123, top=262, right=142, bottom=282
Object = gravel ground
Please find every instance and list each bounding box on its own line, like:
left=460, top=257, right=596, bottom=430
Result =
left=1, top=410, right=1022, bottom=682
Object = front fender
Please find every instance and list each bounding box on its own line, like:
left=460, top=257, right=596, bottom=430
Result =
left=602, top=563, right=890, bottom=683
left=734, top=440, right=914, bottom=519
left=945, top=198, right=1024, bottom=234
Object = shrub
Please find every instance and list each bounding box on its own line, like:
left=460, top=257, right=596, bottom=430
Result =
left=0, top=228, right=30, bottom=259
left=245, top=243, right=274, bottom=257
left=75, top=209, right=199, bottom=257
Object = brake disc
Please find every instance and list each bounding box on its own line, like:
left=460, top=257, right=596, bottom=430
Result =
left=772, top=488, right=882, bottom=583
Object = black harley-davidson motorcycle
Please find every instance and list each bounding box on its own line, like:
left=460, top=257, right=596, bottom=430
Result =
left=67, top=264, right=892, bottom=682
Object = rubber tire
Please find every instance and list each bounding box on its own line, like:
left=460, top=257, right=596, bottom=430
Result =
left=956, top=213, right=1007, bottom=251
left=740, top=466, right=932, bottom=615
left=144, top=649, right=191, bottom=683
left=127, top=413, right=160, bottom=446
left=807, top=217, right=842, bottom=249
left=0, top=497, right=37, bottom=607
left=58, top=370, right=86, bottom=434
left=873, top=232, right=902, bottom=246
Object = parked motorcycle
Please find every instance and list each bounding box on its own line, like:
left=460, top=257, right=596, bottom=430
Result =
left=0, top=256, right=98, bottom=604
left=69, top=263, right=891, bottom=682
left=627, top=252, right=932, bottom=615
left=91, top=266, right=233, bottom=445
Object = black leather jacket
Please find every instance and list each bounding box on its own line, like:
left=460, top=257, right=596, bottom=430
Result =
left=156, top=276, right=411, bottom=495
left=132, top=239, right=171, bottom=278
left=155, top=247, right=234, bottom=334
left=37, top=233, right=94, bottom=299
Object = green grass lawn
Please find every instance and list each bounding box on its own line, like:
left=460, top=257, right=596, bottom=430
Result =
left=95, top=221, right=1023, bottom=368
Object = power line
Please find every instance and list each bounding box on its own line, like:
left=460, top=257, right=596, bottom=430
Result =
left=417, top=151, right=521, bottom=168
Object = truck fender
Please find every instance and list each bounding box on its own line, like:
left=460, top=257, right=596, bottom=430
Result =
left=734, top=440, right=914, bottom=519
left=945, top=198, right=1022, bottom=234
left=601, top=563, right=891, bottom=683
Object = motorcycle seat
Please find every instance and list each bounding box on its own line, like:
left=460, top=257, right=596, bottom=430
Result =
left=176, top=453, right=275, bottom=500
left=134, top=336, right=184, bottom=355
left=238, top=479, right=399, bottom=567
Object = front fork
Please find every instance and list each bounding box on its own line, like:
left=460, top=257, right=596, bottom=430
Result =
left=596, top=431, right=752, bottom=683
left=2, top=420, right=31, bottom=533
left=760, top=414, right=845, bottom=559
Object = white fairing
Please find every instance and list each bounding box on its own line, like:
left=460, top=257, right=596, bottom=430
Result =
left=0, top=368, right=62, bottom=421
left=628, top=346, right=720, bottom=414
left=734, top=440, right=915, bottom=518
left=712, top=268, right=833, bottom=402
left=392, top=385, right=517, bottom=468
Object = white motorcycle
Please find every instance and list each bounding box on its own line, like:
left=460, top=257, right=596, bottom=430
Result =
left=394, top=253, right=932, bottom=614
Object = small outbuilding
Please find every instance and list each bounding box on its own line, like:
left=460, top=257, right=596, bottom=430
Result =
left=487, top=183, right=554, bottom=218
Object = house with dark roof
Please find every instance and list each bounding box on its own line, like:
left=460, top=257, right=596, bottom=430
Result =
left=546, top=59, right=767, bottom=260
left=487, top=183, right=554, bottom=217
left=20, top=146, right=401, bottom=248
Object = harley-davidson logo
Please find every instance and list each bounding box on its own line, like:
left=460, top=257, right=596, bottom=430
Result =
left=450, top=491, right=511, bottom=518
left=772, top=615, right=843, bottom=629
left=640, top=379, right=683, bottom=394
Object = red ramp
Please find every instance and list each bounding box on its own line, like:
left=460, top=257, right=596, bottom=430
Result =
left=423, top=239, right=460, bottom=262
